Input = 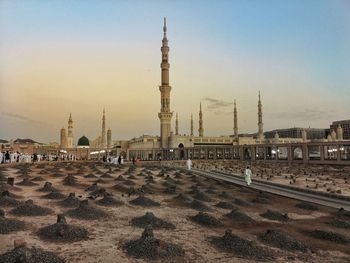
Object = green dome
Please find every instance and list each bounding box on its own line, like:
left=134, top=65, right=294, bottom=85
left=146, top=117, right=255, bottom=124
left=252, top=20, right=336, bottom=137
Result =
left=77, top=136, right=90, bottom=146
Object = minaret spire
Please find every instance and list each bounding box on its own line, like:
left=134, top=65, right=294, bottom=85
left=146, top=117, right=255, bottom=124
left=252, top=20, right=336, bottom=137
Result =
left=198, top=102, right=204, bottom=137
left=67, top=113, right=74, bottom=148
left=233, top=99, right=238, bottom=140
left=175, top=112, right=179, bottom=135
left=258, top=91, right=264, bottom=140
left=190, top=113, right=194, bottom=136
left=101, top=108, right=106, bottom=148
left=158, top=17, right=173, bottom=148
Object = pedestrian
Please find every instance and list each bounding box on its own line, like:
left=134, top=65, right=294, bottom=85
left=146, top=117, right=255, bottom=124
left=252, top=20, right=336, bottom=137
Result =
left=118, top=155, right=121, bottom=165
left=186, top=158, right=192, bottom=170
left=244, top=165, right=252, bottom=186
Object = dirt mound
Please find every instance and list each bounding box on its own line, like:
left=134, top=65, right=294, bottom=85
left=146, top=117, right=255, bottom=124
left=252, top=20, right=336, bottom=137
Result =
left=96, top=194, right=124, bottom=207
left=0, top=246, right=65, bottom=263
left=258, top=229, right=309, bottom=252
left=218, top=191, right=231, bottom=199
left=31, top=176, right=45, bottom=182
left=112, top=183, right=129, bottom=193
left=37, top=182, right=58, bottom=192
left=173, top=193, right=192, bottom=204
left=224, top=209, right=255, bottom=224
left=164, top=185, right=177, bottom=194
left=66, top=200, right=108, bottom=220
left=209, top=229, right=275, bottom=261
left=330, top=218, right=350, bottom=229
left=63, top=175, right=78, bottom=186
left=84, top=173, right=96, bottom=178
left=193, top=192, right=213, bottom=202
left=260, top=210, right=289, bottom=222
left=336, top=208, right=350, bottom=219
left=129, top=196, right=160, bottom=207
left=253, top=196, right=270, bottom=204
left=123, top=225, right=184, bottom=261
left=37, top=215, right=89, bottom=243
left=131, top=212, right=175, bottom=229
left=190, top=212, right=223, bottom=227
left=101, top=173, right=114, bottom=179
left=0, top=193, right=21, bottom=207
left=215, top=201, right=236, bottom=210
left=16, top=178, right=38, bottom=186
left=124, top=179, right=136, bottom=186
left=234, top=198, right=253, bottom=207
left=41, top=191, right=65, bottom=200
left=295, top=202, right=319, bottom=211
left=115, top=175, right=125, bottom=182
left=85, top=183, right=100, bottom=192
left=189, top=199, right=211, bottom=211
left=59, top=193, right=80, bottom=208
left=0, top=212, right=26, bottom=234
left=10, top=200, right=53, bottom=216
left=308, top=230, right=349, bottom=244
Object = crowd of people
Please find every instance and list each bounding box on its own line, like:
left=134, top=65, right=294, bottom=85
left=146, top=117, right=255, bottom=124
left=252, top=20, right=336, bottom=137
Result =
left=0, top=151, right=79, bottom=164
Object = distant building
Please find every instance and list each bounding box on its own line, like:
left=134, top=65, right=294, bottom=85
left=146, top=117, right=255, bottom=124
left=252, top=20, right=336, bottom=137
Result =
left=330, top=120, right=350, bottom=140
left=264, top=128, right=326, bottom=140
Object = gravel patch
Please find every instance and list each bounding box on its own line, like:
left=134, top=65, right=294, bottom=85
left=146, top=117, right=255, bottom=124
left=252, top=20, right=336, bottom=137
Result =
left=129, top=196, right=160, bottom=207
left=10, top=200, right=53, bottom=216
left=189, top=199, right=211, bottom=211
left=209, top=229, right=275, bottom=261
left=123, top=225, right=184, bottom=261
left=16, top=178, right=38, bottom=186
left=214, top=201, right=236, bottom=210
left=330, top=218, right=350, bottom=229
left=37, top=215, right=89, bottom=243
left=260, top=210, right=289, bottom=222
left=58, top=193, right=80, bottom=208
left=66, top=200, right=108, bottom=220
left=96, top=194, right=124, bottom=207
left=258, top=229, right=309, bottom=252
left=41, top=191, right=65, bottom=200
left=37, top=182, right=58, bottom=192
left=0, top=246, right=65, bottom=263
left=224, top=209, right=255, bottom=224
left=63, top=175, right=78, bottom=186
left=131, top=212, right=175, bottom=229
left=0, top=193, right=21, bottom=207
left=0, top=211, right=26, bottom=234
left=190, top=212, right=223, bottom=228
left=295, top=202, right=319, bottom=211
left=307, top=230, right=350, bottom=244
left=193, top=192, right=213, bottom=202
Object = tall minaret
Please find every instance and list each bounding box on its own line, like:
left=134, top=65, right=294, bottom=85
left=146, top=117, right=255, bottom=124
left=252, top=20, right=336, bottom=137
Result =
left=101, top=108, right=106, bottom=148
left=107, top=128, right=112, bottom=148
left=233, top=99, right=238, bottom=140
left=67, top=113, right=74, bottom=148
left=60, top=127, right=67, bottom=148
left=198, top=102, right=204, bottom=137
left=257, top=91, right=264, bottom=140
left=190, top=113, right=194, bottom=136
left=158, top=17, right=173, bottom=148
left=175, top=112, right=179, bottom=135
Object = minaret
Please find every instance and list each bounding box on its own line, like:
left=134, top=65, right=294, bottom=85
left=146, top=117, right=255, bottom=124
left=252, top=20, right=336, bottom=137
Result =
left=190, top=113, right=194, bottom=136
left=198, top=102, right=204, bottom=137
left=158, top=17, right=173, bottom=148
left=175, top=112, right=179, bottom=135
left=233, top=99, right=238, bottom=140
left=302, top=128, right=307, bottom=142
left=337, top=124, right=343, bottom=141
left=107, top=128, right=112, bottom=148
left=60, top=127, right=67, bottom=148
left=101, top=108, right=106, bottom=148
left=257, top=91, right=264, bottom=140
left=67, top=113, right=74, bottom=148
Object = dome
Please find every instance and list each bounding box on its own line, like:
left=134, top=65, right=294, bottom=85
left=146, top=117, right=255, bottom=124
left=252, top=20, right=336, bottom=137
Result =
left=77, top=136, right=90, bottom=146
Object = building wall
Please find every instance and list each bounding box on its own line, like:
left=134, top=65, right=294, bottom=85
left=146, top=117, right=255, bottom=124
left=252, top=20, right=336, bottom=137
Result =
left=330, top=120, right=350, bottom=140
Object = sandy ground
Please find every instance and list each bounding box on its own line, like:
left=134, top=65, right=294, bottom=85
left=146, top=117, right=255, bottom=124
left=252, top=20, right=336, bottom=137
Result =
left=0, top=162, right=349, bottom=262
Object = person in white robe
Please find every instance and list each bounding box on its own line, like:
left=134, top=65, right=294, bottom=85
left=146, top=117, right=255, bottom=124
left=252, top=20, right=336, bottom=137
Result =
left=244, top=165, right=252, bottom=186
left=186, top=158, right=192, bottom=170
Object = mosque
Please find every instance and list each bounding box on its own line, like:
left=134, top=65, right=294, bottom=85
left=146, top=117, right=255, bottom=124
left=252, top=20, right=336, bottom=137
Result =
left=58, top=18, right=333, bottom=160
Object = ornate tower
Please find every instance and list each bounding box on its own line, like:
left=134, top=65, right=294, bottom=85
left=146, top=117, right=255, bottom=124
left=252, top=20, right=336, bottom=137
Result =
left=233, top=99, right=238, bottom=140
left=60, top=127, right=67, bottom=148
left=107, top=128, right=112, bottom=148
left=175, top=112, right=179, bottom=135
left=101, top=108, right=106, bottom=148
left=158, top=17, right=173, bottom=148
left=337, top=124, right=343, bottom=141
left=190, top=113, right=194, bottom=136
left=198, top=102, right=204, bottom=137
left=67, top=113, right=74, bottom=148
left=257, top=91, right=264, bottom=140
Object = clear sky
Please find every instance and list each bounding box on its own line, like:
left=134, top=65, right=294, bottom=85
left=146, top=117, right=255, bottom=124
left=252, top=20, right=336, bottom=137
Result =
left=1, top=0, right=349, bottom=143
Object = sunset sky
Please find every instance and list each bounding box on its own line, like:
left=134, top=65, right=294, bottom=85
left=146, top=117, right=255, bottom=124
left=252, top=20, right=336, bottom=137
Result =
left=1, top=0, right=350, bottom=143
